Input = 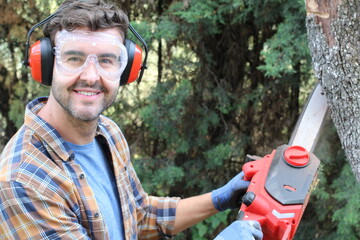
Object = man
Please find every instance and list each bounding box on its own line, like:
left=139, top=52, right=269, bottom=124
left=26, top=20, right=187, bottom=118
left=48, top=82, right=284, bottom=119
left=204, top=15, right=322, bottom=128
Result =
left=0, top=0, right=262, bottom=239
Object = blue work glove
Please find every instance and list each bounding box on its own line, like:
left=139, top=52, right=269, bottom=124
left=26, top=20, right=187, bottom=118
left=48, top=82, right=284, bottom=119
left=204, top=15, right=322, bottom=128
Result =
left=211, top=171, right=250, bottom=211
left=214, top=220, right=263, bottom=240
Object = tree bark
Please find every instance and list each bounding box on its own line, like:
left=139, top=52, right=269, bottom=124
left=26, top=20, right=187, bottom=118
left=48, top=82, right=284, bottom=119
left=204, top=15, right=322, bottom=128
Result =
left=306, top=0, right=360, bottom=181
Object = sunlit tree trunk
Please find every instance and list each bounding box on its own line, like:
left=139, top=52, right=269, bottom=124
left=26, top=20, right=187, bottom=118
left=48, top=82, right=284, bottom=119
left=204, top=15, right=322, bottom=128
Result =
left=306, top=0, right=360, bottom=181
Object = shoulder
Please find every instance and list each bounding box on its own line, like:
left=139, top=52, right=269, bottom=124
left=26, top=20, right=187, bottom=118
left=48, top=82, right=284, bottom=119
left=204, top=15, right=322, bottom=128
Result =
left=1, top=126, right=71, bottom=198
left=1, top=125, right=33, bottom=178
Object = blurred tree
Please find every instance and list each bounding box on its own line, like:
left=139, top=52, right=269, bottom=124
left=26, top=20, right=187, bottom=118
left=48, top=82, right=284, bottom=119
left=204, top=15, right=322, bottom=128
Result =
left=0, top=0, right=60, bottom=149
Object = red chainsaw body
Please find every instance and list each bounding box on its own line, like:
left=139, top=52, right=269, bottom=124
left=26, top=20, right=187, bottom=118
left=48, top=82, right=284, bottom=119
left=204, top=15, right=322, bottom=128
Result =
left=239, top=145, right=320, bottom=240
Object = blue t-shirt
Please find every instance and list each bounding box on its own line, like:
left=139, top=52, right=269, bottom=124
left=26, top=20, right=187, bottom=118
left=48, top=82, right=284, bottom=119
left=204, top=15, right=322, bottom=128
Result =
left=66, top=137, right=125, bottom=239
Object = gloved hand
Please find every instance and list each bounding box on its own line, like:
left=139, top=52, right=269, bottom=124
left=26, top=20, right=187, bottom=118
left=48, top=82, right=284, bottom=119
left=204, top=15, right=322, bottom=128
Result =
left=211, top=171, right=249, bottom=211
left=214, top=220, right=263, bottom=240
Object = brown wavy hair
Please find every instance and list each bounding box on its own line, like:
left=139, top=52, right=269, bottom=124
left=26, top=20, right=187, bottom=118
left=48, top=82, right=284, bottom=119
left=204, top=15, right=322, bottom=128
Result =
left=43, top=0, right=129, bottom=44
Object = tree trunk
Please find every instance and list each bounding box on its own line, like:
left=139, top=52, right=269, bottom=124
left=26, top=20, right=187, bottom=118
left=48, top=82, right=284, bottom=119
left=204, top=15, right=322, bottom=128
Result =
left=306, top=0, right=360, bottom=181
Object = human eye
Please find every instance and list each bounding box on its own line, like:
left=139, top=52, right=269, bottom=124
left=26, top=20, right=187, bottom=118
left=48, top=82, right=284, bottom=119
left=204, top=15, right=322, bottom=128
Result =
left=99, top=58, right=114, bottom=65
left=66, top=56, right=83, bottom=62
left=98, top=54, right=119, bottom=69
left=61, top=51, right=86, bottom=66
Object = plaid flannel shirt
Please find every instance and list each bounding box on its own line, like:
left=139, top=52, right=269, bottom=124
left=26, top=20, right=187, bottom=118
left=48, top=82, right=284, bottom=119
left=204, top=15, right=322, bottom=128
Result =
left=0, top=97, right=180, bottom=240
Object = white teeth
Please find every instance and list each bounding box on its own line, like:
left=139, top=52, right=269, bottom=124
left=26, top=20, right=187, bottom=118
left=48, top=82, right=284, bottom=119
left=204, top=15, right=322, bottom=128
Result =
left=77, top=91, right=97, bottom=96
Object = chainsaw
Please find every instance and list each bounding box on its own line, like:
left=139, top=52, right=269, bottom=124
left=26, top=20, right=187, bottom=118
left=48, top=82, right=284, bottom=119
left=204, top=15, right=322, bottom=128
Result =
left=238, top=83, right=329, bottom=240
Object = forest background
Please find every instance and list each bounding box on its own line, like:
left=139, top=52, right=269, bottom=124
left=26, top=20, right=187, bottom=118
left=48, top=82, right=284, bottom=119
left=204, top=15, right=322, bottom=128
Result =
left=1, top=0, right=360, bottom=239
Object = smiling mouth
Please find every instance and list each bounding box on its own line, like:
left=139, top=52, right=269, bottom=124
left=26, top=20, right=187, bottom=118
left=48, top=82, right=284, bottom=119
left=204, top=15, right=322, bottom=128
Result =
left=76, top=91, right=99, bottom=96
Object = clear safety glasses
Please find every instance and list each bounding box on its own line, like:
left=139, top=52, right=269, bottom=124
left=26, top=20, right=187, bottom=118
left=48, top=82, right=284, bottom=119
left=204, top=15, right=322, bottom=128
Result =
left=54, top=30, right=128, bottom=82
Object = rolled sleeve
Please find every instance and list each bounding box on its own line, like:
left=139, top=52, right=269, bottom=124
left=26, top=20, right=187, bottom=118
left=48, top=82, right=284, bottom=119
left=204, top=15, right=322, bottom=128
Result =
left=138, top=196, right=180, bottom=239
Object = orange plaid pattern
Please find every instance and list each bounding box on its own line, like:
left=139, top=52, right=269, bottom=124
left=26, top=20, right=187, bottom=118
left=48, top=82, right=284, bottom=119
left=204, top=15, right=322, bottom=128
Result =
left=0, top=97, right=179, bottom=240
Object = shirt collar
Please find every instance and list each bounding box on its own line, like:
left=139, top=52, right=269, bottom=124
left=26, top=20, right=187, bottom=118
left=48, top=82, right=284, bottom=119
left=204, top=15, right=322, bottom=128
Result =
left=24, top=96, right=109, bottom=162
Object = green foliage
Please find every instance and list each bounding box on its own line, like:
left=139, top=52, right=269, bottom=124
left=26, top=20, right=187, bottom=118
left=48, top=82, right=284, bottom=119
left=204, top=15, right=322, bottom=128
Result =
left=156, top=18, right=180, bottom=42
left=133, top=157, right=185, bottom=196
left=2, top=1, right=358, bottom=240
left=0, top=0, right=59, bottom=147
left=191, top=210, right=231, bottom=240
left=297, top=163, right=360, bottom=240
left=258, top=15, right=310, bottom=77
left=172, top=1, right=223, bottom=28
left=332, top=165, right=360, bottom=239
left=263, top=2, right=309, bottom=74
left=8, top=98, right=25, bottom=129
left=204, top=143, right=232, bottom=169
left=140, top=80, right=192, bottom=153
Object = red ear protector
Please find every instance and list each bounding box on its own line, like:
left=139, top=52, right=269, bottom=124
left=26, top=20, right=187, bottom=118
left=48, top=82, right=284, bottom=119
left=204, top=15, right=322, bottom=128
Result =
left=120, top=24, right=148, bottom=86
left=23, top=7, right=148, bottom=86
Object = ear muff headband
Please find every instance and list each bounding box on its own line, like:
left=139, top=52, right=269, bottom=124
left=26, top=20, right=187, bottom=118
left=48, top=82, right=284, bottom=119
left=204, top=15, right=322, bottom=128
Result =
left=127, top=24, right=148, bottom=85
left=23, top=4, right=148, bottom=86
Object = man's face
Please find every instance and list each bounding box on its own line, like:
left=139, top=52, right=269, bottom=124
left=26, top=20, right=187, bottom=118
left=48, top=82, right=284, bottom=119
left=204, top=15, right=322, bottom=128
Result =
left=51, top=28, right=126, bottom=122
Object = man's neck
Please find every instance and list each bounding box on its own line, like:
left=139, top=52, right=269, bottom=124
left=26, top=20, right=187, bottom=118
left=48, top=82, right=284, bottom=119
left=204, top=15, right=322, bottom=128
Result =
left=38, top=97, right=98, bottom=145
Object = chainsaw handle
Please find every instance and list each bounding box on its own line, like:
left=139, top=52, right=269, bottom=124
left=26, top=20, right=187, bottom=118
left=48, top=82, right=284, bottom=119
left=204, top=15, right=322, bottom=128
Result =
left=243, top=163, right=258, bottom=181
left=242, top=154, right=271, bottom=181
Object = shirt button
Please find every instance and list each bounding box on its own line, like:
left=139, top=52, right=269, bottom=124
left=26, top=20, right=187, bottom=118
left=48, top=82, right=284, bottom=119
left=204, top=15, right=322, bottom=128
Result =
left=79, top=174, right=85, bottom=179
left=94, top=212, right=100, bottom=218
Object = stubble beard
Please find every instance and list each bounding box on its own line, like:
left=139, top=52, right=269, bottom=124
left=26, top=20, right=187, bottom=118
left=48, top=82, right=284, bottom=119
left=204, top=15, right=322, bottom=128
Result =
left=51, top=80, right=117, bottom=122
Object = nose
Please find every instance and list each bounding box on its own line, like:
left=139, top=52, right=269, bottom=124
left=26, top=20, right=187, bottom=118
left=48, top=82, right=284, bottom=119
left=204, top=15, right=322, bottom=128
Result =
left=79, top=58, right=100, bottom=84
